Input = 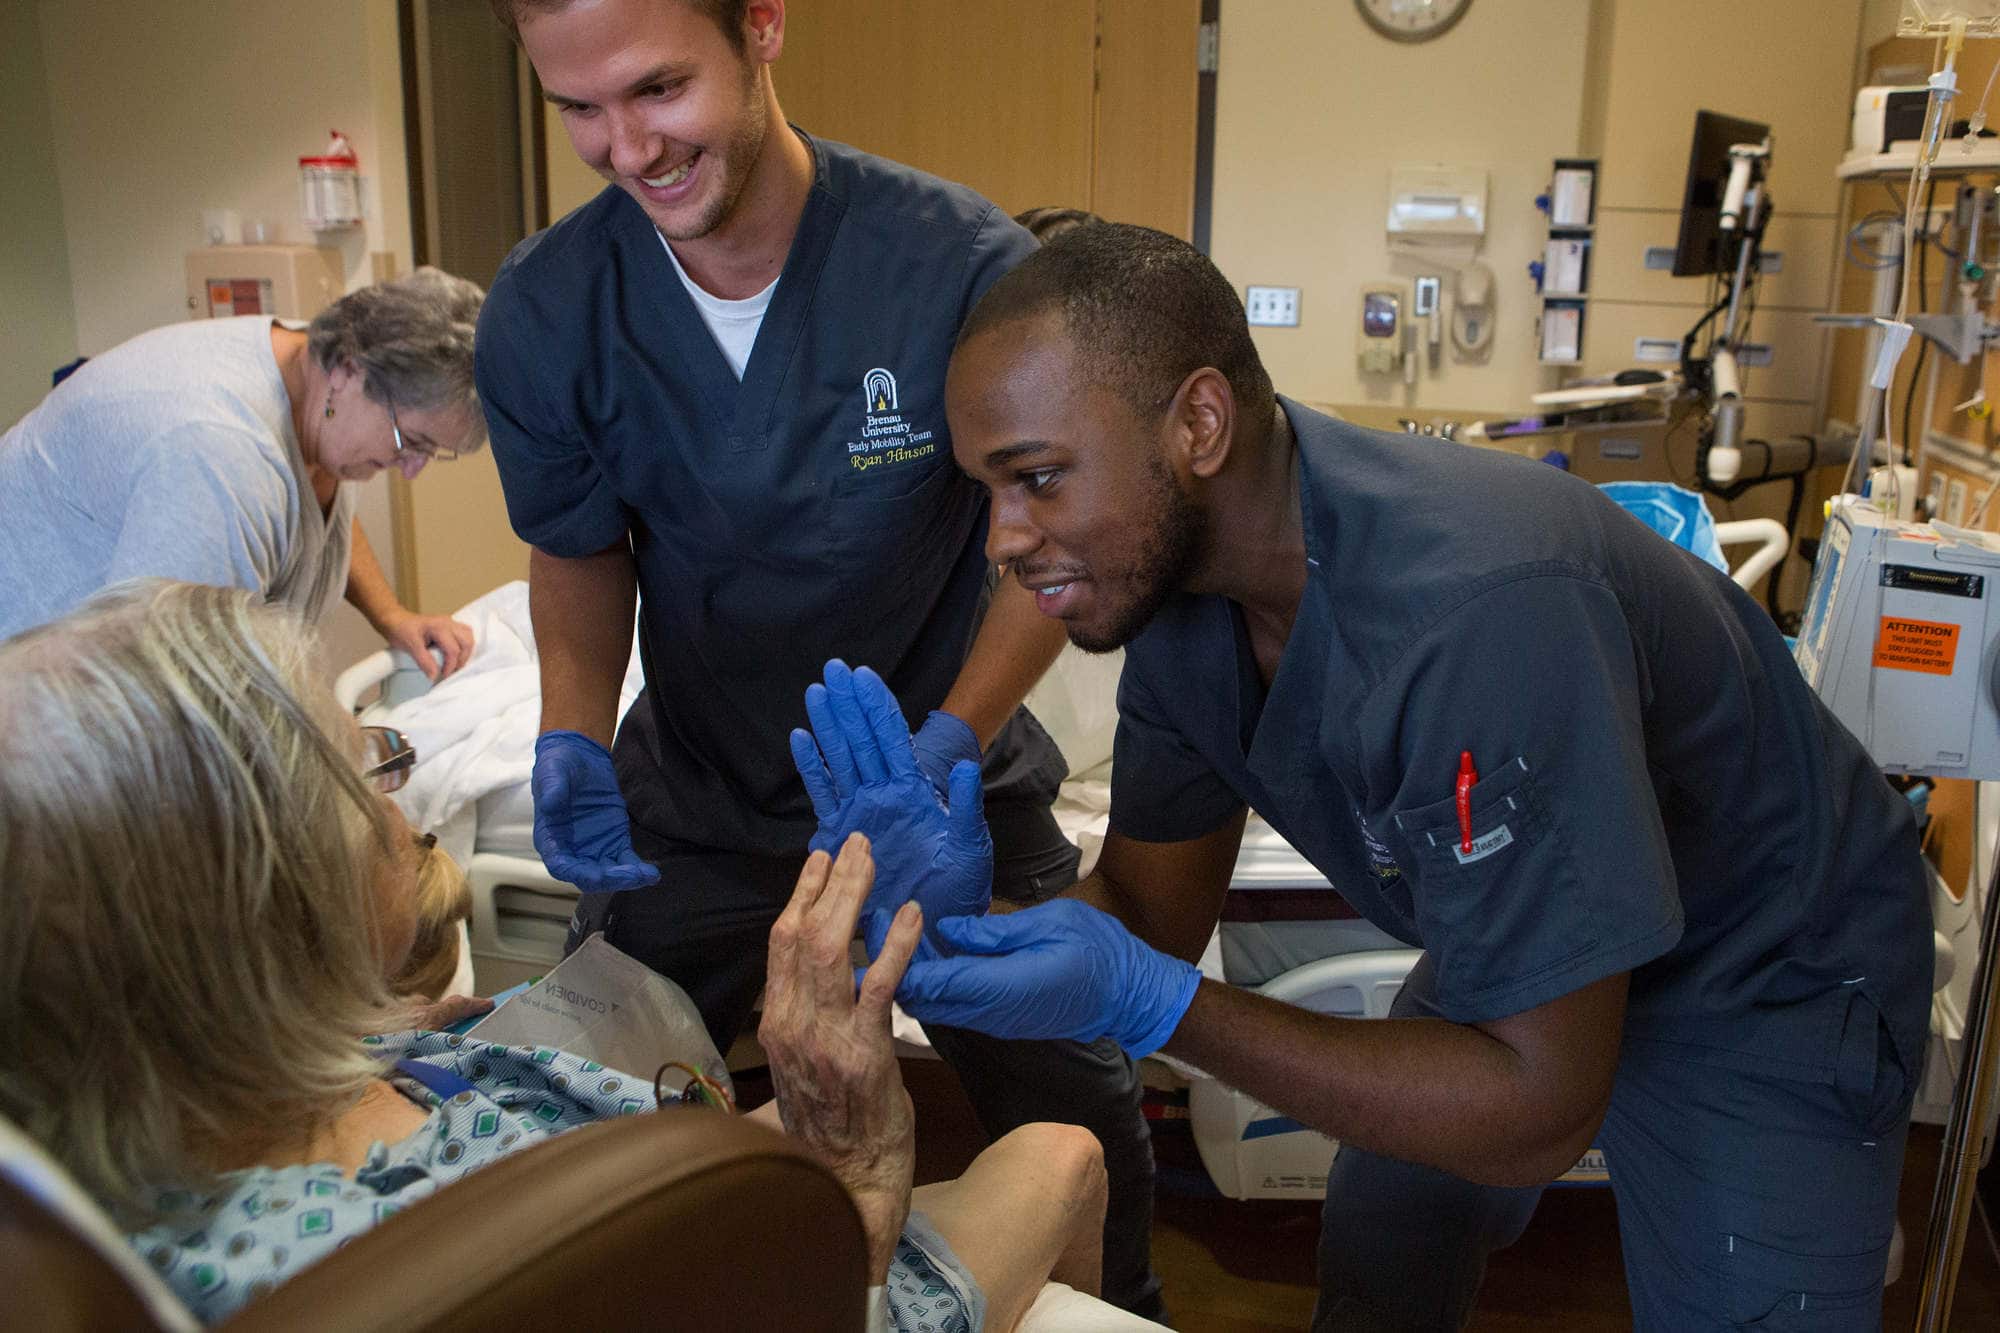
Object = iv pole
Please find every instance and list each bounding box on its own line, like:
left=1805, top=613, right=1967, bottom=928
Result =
left=1914, top=819, right=2000, bottom=1330
left=1904, top=18, right=2000, bottom=1329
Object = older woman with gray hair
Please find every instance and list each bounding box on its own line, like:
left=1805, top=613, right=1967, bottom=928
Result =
left=0, top=580, right=1114, bottom=1330
left=0, top=267, right=487, bottom=678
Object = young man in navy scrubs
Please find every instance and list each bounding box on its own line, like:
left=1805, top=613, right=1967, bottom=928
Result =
left=474, top=0, right=1163, bottom=1315
left=820, top=224, right=1933, bottom=1330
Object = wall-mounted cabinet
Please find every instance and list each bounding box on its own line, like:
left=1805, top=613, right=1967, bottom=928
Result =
left=1535, top=158, right=1595, bottom=365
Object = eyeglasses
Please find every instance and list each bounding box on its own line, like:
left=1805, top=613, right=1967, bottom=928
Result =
left=361, top=725, right=418, bottom=793
left=386, top=396, right=462, bottom=463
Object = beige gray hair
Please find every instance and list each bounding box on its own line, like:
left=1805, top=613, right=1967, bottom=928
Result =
left=307, top=265, right=485, bottom=428
left=0, top=581, right=408, bottom=1217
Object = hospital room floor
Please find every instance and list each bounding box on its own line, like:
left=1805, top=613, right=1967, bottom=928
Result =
left=850, top=1059, right=2000, bottom=1331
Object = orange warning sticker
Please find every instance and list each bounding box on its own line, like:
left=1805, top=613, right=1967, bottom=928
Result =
left=1873, top=617, right=1962, bottom=675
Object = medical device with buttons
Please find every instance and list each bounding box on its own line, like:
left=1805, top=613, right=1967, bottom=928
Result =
left=1850, top=85, right=1933, bottom=158
left=1794, top=496, right=2000, bottom=781
left=1358, top=284, right=1404, bottom=376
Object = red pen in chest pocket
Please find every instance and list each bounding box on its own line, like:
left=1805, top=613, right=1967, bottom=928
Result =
left=1455, top=750, right=1478, bottom=854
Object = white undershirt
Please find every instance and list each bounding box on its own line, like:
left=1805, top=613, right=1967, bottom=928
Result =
left=659, top=231, right=776, bottom=380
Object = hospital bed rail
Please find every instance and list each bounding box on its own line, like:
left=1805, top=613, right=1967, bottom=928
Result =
left=335, top=647, right=581, bottom=993
left=1712, top=517, right=1789, bottom=590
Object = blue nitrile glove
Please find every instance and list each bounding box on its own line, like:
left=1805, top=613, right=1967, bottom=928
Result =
left=910, top=709, right=980, bottom=803
left=789, top=660, right=993, bottom=952
left=531, top=730, right=661, bottom=893
left=893, top=898, right=1202, bottom=1058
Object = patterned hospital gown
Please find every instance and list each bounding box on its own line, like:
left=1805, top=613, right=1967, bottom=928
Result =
left=127, top=1032, right=983, bottom=1330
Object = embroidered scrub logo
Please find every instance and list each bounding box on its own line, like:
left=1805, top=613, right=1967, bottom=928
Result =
left=846, top=366, right=936, bottom=471
left=863, top=367, right=898, bottom=412
left=1354, top=807, right=1403, bottom=881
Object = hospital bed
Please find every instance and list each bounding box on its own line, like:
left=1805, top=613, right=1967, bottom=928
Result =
left=332, top=496, right=1797, bottom=1199
left=334, top=582, right=638, bottom=994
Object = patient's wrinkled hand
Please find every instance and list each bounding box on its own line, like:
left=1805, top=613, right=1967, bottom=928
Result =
left=759, top=835, right=920, bottom=1281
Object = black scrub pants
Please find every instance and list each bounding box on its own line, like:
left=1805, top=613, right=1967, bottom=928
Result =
left=563, top=796, right=1167, bottom=1321
left=1311, top=954, right=1921, bottom=1332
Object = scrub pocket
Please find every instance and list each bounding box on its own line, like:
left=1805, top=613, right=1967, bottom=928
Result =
left=830, top=448, right=953, bottom=506
left=1834, top=987, right=1920, bottom=1142
left=1393, top=756, right=1545, bottom=868
left=1719, top=1229, right=1890, bottom=1329
left=826, top=457, right=962, bottom=546
left=1391, top=758, right=1566, bottom=1000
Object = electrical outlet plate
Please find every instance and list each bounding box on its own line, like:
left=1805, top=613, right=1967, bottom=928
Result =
left=1246, top=285, right=1301, bottom=327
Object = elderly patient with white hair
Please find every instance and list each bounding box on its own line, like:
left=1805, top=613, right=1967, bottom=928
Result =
left=0, top=580, right=1108, bottom=1331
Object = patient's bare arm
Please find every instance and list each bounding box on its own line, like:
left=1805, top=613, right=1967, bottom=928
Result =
left=759, top=835, right=923, bottom=1281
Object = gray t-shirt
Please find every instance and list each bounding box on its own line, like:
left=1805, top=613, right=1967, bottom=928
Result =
left=0, top=316, right=354, bottom=641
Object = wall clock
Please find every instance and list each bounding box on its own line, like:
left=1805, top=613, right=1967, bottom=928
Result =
left=1354, top=0, right=1474, bottom=43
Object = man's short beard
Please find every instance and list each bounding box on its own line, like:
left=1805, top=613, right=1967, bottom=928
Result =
left=657, top=59, right=768, bottom=242
left=1069, top=457, right=1206, bottom=654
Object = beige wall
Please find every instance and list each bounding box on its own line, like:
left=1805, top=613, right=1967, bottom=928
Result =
left=1861, top=0, right=1908, bottom=51
left=32, top=0, right=420, bottom=669
left=1209, top=0, right=1595, bottom=416
left=1209, top=0, right=1869, bottom=430
left=2, top=1, right=77, bottom=429
left=38, top=0, right=411, bottom=351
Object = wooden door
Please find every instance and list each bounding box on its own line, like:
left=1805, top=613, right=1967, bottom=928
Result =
left=778, top=0, right=1098, bottom=218
left=1094, top=0, right=1201, bottom=238
left=545, top=0, right=1203, bottom=236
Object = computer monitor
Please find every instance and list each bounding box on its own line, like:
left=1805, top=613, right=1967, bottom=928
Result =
left=1671, top=110, right=1771, bottom=277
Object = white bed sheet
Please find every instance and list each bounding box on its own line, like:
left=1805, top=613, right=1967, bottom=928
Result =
left=474, top=781, right=537, bottom=857
left=1058, top=776, right=1333, bottom=890
left=374, top=581, right=643, bottom=869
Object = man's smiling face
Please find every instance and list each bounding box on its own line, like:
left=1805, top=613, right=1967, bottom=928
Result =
left=947, top=310, right=1205, bottom=654
left=523, top=0, right=774, bottom=243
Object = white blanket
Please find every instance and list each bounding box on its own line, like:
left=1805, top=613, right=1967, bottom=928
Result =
left=378, top=581, right=643, bottom=865
left=373, top=595, right=1127, bottom=868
